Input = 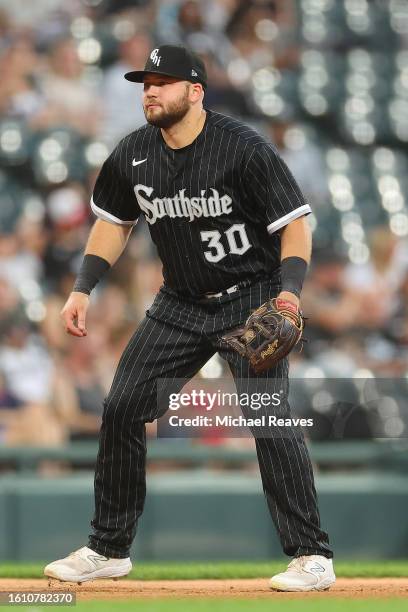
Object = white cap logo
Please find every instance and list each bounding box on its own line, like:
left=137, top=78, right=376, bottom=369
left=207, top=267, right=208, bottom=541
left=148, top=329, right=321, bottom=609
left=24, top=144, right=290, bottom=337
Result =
left=150, top=49, right=161, bottom=66
left=191, top=69, right=198, bottom=76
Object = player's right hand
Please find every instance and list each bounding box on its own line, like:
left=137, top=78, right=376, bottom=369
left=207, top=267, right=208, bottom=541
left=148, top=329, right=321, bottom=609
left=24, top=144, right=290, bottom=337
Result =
left=60, top=292, right=90, bottom=337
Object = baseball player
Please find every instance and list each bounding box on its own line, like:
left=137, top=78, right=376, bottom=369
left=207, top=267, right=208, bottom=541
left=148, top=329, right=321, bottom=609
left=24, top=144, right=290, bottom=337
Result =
left=44, top=44, right=335, bottom=592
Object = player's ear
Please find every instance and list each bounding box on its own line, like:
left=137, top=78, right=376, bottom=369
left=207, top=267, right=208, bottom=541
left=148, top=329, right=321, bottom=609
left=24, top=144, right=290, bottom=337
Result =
left=189, top=82, right=204, bottom=102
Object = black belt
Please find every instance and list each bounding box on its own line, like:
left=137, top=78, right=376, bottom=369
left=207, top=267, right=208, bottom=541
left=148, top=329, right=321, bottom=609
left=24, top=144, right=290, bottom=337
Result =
left=163, top=274, right=274, bottom=301
left=203, top=276, right=263, bottom=299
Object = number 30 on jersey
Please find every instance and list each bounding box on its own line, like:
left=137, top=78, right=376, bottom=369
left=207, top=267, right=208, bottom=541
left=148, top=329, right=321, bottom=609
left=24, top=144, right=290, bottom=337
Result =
left=200, top=223, right=252, bottom=263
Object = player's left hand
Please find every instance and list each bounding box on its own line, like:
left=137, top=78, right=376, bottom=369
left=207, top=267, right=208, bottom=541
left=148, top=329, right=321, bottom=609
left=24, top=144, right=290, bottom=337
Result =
left=220, top=295, right=304, bottom=374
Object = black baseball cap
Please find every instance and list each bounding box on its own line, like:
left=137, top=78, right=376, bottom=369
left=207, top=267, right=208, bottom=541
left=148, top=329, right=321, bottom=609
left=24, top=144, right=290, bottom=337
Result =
left=124, top=44, right=207, bottom=89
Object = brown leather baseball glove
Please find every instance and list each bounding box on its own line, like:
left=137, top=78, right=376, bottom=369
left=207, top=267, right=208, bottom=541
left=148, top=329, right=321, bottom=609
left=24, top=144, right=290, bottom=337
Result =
left=221, top=298, right=304, bottom=374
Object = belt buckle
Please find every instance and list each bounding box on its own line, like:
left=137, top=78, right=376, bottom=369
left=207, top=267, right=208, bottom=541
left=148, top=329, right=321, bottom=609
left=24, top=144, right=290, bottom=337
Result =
left=204, top=284, right=239, bottom=299
left=226, top=284, right=239, bottom=294
left=205, top=291, right=223, bottom=299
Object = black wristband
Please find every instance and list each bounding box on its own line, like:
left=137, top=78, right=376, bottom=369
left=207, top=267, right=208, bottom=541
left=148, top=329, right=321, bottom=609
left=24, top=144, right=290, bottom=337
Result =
left=280, top=256, right=308, bottom=298
left=73, top=254, right=111, bottom=295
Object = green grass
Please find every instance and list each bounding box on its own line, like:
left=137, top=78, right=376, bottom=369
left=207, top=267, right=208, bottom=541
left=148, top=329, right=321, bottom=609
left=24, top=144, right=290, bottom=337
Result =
left=1, top=562, right=407, bottom=611
left=1, top=559, right=408, bottom=579
left=2, top=600, right=407, bottom=612
left=82, top=603, right=408, bottom=611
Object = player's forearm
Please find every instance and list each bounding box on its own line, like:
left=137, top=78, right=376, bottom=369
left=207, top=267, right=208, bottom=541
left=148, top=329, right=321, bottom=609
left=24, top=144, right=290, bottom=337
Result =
left=85, top=219, right=133, bottom=265
left=280, top=216, right=312, bottom=263
left=72, top=219, right=132, bottom=296
left=278, top=216, right=312, bottom=304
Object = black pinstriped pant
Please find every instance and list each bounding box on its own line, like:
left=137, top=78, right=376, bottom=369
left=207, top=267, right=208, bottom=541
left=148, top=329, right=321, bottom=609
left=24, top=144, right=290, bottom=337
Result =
left=88, top=278, right=333, bottom=560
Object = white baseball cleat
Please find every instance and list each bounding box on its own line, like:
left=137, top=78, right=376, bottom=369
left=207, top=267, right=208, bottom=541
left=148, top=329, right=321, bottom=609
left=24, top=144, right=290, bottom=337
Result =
left=44, top=546, right=132, bottom=583
left=269, top=555, right=336, bottom=592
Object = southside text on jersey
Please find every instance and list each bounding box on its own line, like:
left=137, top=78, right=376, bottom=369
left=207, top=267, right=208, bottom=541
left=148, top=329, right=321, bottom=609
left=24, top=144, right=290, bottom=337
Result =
left=134, top=184, right=233, bottom=224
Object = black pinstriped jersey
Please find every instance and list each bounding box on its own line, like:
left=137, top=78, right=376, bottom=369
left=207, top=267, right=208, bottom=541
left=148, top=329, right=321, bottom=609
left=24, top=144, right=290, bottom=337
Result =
left=91, top=109, right=311, bottom=296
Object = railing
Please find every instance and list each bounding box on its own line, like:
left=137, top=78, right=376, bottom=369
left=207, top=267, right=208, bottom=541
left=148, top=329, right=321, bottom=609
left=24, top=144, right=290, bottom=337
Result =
left=0, top=440, right=407, bottom=473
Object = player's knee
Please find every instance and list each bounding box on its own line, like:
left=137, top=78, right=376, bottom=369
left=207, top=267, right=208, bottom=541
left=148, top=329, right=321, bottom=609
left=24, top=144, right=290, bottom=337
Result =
left=101, top=396, right=126, bottom=427
left=101, top=391, right=155, bottom=426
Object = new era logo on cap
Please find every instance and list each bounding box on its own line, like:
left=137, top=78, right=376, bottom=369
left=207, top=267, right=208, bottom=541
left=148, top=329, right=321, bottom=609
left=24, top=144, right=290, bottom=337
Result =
left=124, top=44, right=207, bottom=89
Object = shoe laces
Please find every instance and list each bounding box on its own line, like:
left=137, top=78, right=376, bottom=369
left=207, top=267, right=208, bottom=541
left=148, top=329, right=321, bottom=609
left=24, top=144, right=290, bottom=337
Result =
left=67, top=547, right=87, bottom=559
left=67, top=547, right=109, bottom=567
left=287, top=556, right=309, bottom=573
left=68, top=547, right=103, bottom=560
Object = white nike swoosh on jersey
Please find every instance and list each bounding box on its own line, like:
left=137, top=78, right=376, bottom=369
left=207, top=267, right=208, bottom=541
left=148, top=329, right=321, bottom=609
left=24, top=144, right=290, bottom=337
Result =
left=132, top=158, right=147, bottom=166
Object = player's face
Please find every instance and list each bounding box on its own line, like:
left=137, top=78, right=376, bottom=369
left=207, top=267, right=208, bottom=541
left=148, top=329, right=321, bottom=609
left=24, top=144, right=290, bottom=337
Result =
left=143, top=75, right=191, bottom=128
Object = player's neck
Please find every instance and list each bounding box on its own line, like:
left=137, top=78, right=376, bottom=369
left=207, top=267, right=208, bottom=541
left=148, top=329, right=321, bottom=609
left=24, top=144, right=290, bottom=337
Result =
left=161, top=107, right=206, bottom=150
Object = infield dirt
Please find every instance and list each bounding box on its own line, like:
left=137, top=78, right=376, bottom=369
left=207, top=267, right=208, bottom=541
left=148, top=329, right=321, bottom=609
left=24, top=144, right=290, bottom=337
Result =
left=0, top=578, right=407, bottom=600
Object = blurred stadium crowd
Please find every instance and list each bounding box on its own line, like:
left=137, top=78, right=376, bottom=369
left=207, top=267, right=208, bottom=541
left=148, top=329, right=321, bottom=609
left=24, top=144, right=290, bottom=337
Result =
left=1, top=0, right=408, bottom=447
